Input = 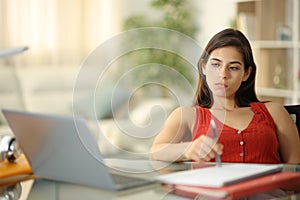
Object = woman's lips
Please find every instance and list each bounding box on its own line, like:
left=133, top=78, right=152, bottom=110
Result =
left=215, top=83, right=228, bottom=88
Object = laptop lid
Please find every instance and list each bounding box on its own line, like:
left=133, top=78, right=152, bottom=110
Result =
left=2, top=109, right=133, bottom=190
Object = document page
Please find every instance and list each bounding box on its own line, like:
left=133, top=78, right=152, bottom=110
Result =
left=156, top=163, right=283, bottom=188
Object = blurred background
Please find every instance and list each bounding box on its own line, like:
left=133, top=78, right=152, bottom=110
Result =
left=0, top=0, right=298, bottom=156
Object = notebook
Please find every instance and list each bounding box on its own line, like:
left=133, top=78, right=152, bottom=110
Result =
left=2, top=109, right=154, bottom=190
left=0, top=154, right=34, bottom=186
left=163, top=172, right=300, bottom=199
left=156, top=163, right=283, bottom=188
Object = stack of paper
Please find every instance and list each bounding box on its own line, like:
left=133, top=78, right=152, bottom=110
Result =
left=156, top=163, right=300, bottom=199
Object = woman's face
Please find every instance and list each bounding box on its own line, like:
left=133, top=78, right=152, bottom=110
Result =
left=203, top=46, right=251, bottom=99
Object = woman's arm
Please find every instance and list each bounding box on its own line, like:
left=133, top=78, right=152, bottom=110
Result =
left=266, top=102, right=300, bottom=164
left=149, top=107, right=192, bottom=162
left=149, top=106, right=223, bottom=162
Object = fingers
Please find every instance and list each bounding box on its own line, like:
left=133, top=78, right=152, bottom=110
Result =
left=184, top=135, right=223, bottom=162
left=199, top=136, right=223, bottom=161
left=214, top=143, right=223, bottom=155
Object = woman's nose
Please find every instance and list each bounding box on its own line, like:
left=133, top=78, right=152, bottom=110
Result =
left=218, top=65, right=228, bottom=79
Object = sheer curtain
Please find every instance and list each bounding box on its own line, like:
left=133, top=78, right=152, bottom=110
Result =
left=0, top=0, right=121, bottom=67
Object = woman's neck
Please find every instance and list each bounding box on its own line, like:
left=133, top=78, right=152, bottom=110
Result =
left=212, top=96, right=237, bottom=111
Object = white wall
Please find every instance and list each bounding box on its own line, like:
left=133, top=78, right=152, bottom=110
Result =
left=194, top=0, right=236, bottom=47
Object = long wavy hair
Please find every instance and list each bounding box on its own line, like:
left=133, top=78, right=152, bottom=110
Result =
left=193, top=28, right=260, bottom=107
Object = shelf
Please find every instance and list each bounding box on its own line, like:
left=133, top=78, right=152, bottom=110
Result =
left=235, top=0, right=255, bottom=2
left=236, top=0, right=299, bottom=104
left=251, top=41, right=296, bottom=49
left=256, top=87, right=294, bottom=98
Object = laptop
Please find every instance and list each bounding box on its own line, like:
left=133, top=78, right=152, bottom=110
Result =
left=2, top=109, right=154, bottom=190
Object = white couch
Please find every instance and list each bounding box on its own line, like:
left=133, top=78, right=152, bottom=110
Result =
left=0, top=65, right=178, bottom=156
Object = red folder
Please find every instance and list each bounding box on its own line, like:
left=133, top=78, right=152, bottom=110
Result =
left=163, top=172, right=300, bottom=200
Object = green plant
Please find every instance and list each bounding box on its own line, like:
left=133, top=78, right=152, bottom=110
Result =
left=124, top=0, right=197, bottom=38
left=120, top=0, right=199, bottom=92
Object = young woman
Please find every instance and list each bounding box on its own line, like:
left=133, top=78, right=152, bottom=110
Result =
left=150, top=28, right=300, bottom=164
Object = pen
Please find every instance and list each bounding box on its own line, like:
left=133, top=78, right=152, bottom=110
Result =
left=210, top=119, right=222, bottom=167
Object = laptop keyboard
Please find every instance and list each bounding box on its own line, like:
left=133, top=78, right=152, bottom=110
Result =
left=111, top=174, right=150, bottom=186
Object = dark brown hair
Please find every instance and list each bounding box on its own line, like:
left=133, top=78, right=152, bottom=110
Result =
left=193, top=28, right=260, bottom=107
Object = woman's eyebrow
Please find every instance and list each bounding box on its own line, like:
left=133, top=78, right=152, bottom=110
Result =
left=229, top=61, right=242, bottom=65
left=210, top=58, right=221, bottom=62
left=210, top=58, right=242, bottom=65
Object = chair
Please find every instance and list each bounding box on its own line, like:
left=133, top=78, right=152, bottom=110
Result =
left=284, top=105, right=300, bottom=137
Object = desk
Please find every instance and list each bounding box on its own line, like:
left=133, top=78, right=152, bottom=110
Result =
left=2, top=162, right=300, bottom=200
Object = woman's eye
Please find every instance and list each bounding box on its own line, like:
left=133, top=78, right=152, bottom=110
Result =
left=211, top=63, right=220, bottom=68
left=229, top=66, right=239, bottom=71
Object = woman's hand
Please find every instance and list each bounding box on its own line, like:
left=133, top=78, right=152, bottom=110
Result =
left=184, top=135, right=223, bottom=162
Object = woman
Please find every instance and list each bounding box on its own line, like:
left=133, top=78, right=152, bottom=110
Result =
left=150, top=28, right=300, bottom=164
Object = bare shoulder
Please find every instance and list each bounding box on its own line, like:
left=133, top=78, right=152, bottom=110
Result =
left=264, top=101, right=286, bottom=113
left=170, top=106, right=196, bottom=119
left=169, top=106, right=196, bottom=126
left=264, top=101, right=288, bottom=120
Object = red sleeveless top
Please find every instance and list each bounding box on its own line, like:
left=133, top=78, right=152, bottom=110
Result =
left=192, top=102, right=280, bottom=164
